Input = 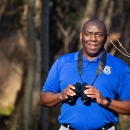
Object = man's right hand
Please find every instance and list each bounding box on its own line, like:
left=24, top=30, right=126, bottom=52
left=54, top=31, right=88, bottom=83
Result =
left=60, top=85, right=76, bottom=100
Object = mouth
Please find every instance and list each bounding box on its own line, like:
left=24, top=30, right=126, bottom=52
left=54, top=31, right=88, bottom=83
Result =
left=88, top=44, right=98, bottom=49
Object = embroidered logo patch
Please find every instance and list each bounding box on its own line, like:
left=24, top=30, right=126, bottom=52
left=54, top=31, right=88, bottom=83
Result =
left=103, top=66, right=112, bottom=74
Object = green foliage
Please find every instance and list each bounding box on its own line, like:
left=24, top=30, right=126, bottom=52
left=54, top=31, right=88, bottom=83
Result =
left=9, top=0, right=23, bottom=5
left=0, top=105, right=14, bottom=116
left=49, top=1, right=53, bottom=7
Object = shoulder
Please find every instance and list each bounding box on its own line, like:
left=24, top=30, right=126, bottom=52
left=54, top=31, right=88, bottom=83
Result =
left=107, top=53, right=128, bottom=68
left=106, top=53, right=130, bottom=80
left=54, top=52, right=78, bottom=70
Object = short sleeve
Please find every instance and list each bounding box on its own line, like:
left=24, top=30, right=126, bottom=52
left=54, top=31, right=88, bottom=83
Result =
left=118, top=66, right=130, bottom=100
left=42, top=59, right=60, bottom=93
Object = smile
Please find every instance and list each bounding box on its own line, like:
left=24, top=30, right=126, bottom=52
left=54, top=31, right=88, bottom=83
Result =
left=88, top=44, right=98, bottom=49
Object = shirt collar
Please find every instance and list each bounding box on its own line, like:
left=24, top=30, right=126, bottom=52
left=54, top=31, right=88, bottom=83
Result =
left=74, top=49, right=104, bottom=63
left=82, top=52, right=103, bottom=63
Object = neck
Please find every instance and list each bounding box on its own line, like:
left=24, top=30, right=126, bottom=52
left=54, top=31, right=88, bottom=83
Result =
left=83, top=49, right=105, bottom=61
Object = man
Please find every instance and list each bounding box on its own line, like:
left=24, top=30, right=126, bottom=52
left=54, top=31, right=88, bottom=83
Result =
left=40, top=18, right=130, bottom=130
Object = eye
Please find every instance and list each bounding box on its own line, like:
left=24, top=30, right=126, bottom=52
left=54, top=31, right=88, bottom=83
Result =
left=96, top=33, right=103, bottom=37
left=85, top=32, right=92, bottom=36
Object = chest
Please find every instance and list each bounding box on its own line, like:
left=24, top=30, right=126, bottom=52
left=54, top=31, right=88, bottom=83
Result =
left=59, top=61, right=119, bottom=98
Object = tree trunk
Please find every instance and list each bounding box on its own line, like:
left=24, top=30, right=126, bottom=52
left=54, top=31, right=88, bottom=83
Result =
left=40, top=0, right=49, bottom=130
left=7, top=0, right=44, bottom=129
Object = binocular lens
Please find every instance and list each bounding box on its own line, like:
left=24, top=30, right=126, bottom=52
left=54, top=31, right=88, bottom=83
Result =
left=66, top=82, right=89, bottom=103
left=81, top=95, right=89, bottom=102
left=67, top=96, right=75, bottom=103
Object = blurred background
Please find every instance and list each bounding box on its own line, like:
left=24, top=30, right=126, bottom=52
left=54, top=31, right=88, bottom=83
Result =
left=0, top=0, right=130, bottom=130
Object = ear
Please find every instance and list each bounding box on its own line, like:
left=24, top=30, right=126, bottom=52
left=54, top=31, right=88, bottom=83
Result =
left=105, top=34, right=108, bottom=43
left=80, top=32, right=82, bottom=42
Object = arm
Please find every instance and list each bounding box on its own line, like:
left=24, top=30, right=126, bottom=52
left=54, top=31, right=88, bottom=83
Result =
left=108, top=100, right=130, bottom=115
left=40, top=91, right=63, bottom=107
left=40, top=85, right=76, bottom=107
left=84, top=86, right=130, bottom=115
left=108, top=66, right=130, bottom=115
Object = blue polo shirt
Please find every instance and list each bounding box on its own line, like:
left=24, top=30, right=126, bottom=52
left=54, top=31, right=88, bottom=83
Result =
left=42, top=51, right=130, bottom=130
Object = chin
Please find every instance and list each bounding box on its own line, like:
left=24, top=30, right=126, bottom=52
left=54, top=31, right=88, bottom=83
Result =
left=89, top=47, right=104, bottom=55
left=88, top=50, right=103, bottom=57
left=88, top=53, right=98, bottom=57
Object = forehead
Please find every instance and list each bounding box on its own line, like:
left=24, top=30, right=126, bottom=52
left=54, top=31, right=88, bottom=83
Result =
left=83, top=21, right=105, bottom=33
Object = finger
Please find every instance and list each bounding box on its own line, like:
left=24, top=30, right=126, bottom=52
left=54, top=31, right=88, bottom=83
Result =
left=87, top=94, right=96, bottom=98
left=68, top=84, right=75, bottom=90
left=84, top=89, right=94, bottom=94
left=65, top=87, right=76, bottom=96
left=85, top=85, right=91, bottom=89
left=65, top=95, right=68, bottom=99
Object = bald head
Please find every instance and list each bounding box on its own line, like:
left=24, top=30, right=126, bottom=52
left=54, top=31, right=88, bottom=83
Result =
left=82, top=18, right=107, bottom=35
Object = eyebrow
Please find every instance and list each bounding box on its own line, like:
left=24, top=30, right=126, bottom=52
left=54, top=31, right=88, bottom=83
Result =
left=84, top=31, right=104, bottom=34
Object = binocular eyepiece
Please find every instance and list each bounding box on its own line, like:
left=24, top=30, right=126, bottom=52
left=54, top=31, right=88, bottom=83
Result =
left=67, top=82, right=89, bottom=103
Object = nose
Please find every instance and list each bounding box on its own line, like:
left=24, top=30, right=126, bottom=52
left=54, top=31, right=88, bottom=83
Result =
left=90, top=34, right=97, bottom=41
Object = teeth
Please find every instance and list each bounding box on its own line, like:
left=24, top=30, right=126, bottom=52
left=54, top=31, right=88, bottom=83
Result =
left=88, top=44, right=97, bottom=46
left=88, top=44, right=98, bottom=49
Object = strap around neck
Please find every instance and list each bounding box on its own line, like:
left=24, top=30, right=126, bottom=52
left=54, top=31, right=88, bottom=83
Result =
left=96, top=50, right=107, bottom=75
left=77, top=49, right=107, bottom=84
left=77, top=49, right=83, bottom=75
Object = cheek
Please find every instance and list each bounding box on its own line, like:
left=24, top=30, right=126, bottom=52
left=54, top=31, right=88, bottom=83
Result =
left=82, top=36, right=90, bottom=42
left=97, top=37, right=106, bottom=43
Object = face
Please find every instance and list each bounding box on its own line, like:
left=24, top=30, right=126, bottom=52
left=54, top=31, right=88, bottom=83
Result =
left=80, top=22, right=107, bottom=59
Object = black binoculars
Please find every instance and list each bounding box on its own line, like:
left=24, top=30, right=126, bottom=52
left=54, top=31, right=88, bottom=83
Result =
left=67, top=82, right=89, bottom=103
